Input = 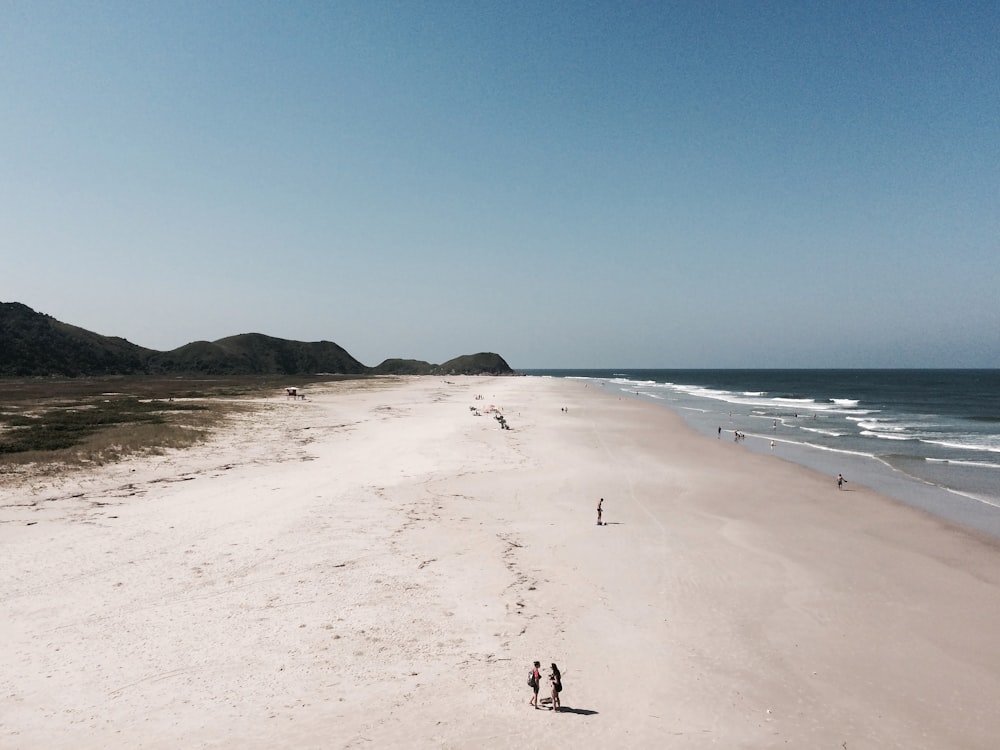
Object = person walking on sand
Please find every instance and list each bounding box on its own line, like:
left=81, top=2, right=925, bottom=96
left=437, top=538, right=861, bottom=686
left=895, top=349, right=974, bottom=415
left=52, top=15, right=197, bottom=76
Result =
left=528, top=661, right=542, bottom=707
left=837, top=473, right=846, bottom=490
left=549, top=663, right=562, bottom=711
left=596, top=498, right=603, bottom=526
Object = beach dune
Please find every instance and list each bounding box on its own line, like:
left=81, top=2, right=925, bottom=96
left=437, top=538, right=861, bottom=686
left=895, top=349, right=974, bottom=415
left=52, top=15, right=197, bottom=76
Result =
left=2, top=376, right=999, bottom=748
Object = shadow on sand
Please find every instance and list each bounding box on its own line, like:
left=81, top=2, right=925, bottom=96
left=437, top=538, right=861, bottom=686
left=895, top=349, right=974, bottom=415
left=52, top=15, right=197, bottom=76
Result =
left=540, top=698, right=597, bottom=716
left=554, top=706, right=598, bottom=716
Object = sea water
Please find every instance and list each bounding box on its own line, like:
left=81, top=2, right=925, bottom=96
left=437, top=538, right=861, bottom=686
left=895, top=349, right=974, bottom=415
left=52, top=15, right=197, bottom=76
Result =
left=521, top=369, right=1000, bottom=540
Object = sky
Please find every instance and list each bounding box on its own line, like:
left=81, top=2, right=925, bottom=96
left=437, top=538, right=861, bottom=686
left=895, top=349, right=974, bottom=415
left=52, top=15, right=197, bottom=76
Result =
left=2, top=1, right=998, bottom=369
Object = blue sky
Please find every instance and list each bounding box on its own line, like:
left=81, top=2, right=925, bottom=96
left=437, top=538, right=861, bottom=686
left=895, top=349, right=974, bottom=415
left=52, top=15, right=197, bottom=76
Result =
left=2, top=1, right=998, bottom=368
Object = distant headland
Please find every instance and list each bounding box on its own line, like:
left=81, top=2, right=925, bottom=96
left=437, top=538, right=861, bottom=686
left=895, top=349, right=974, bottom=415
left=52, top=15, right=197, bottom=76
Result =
left=0, top=302, right=514, bottom=377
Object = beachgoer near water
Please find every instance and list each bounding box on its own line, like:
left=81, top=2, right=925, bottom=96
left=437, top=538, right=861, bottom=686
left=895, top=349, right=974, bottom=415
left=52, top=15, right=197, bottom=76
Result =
left=597, top=498, right=603, bottom=525
left=837, top=473, right=846, bottom=490
left=528, top=661, right=542, bottom=707
left=549, top=663, right=562, bottom=711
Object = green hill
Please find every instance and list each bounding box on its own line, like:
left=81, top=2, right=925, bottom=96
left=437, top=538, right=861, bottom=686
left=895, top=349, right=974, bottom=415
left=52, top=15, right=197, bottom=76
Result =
left=370, top=358, right=436, bottom=375
left=437, top=353, right=514, bottom=375
left=0, top=302, right=514, bottom=377
left=0, top=302, right=152, bottom=376
left=148, top=334, right=367, bottom=376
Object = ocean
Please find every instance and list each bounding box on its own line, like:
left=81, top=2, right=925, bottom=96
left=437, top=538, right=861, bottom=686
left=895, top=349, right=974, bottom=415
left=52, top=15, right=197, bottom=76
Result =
left=521, top=369, right=1000, bottom=540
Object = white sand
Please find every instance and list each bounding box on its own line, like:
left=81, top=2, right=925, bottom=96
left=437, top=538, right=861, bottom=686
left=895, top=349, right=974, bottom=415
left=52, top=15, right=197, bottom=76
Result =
left=3, top=375, right=1000, bottom=748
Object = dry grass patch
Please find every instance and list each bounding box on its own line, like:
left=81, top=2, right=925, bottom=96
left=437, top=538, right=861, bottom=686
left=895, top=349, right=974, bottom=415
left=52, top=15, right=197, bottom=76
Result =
left=0, top=374, right=370, bottom=473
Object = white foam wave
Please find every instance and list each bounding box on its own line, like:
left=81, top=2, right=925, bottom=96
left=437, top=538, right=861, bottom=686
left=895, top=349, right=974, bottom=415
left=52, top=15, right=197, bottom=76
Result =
left=666, top=384, right=851, bottom=413
left=799, top=426, right=845, bottom=437
left=880, top=461, right=1000, bottom=509
left=926, top=458, right=1000, bottom=470
left=612, top=378, right=657, bottom=386
left=860, top=431, right=911, bottom=441
left=923, top=439, right=1000, bottom=454
left=798, top=442, right=880, bottom=460
left=855, top=420, right=909, bottom=433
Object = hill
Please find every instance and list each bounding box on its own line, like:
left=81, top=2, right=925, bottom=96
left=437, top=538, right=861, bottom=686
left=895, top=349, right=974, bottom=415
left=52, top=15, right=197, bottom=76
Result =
left=370, top=358, right=437, bottom=376
left=0, top=302, right=152, bottom=377
left=149, top=334, right=367, bottom=376
left=370, top=353, right=514, bottom=376
left=0, top=302, right=514, bottom=377
left=437, top=353, right=514, bottom=376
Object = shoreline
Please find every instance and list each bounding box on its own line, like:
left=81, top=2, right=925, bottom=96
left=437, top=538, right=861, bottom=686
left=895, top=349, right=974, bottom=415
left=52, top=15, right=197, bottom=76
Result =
left=3, top=375, right=999, bottom=748
left=561, top=373, right=1000, bottom=542
left=668, top=398, right=1000, bottom=542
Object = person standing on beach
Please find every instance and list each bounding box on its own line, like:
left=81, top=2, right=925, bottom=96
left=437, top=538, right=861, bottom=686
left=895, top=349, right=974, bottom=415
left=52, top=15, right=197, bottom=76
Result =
left=528, top=661, right=541, bottom=707
left=549, top=663, right=562, bottom=711
left=597, top=498, right=603, bottom=525
left=837, top=473, right=846, bottom=490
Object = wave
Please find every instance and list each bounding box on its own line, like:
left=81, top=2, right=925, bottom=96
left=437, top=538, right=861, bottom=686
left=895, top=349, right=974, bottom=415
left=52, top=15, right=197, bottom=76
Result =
left=922, top=439, right=1000, bottom=454
left=850, top=418, right=946, bottom=439
left=854, top=419, right=910, bottom=433
left=601, top=377, right=874, bottom=419
left=612, top=378, right=658, bottom=386
left=860, top=431, right=912, bottom=441
left=799, top=426, right=846, bottom=437
left=666, top=384, right=859, bottom=413
left=797, top=441, right=880, bottom=461
left=880, top=460, right=1000, bottom=510
left=926, top=457, right=1000, bottom=470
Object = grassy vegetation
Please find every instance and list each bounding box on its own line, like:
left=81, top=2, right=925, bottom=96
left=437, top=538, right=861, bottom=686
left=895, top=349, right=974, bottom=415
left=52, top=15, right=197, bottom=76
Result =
left=0, top=374, right=364, bottom=469
left=0, top=397, right=209, bottom=453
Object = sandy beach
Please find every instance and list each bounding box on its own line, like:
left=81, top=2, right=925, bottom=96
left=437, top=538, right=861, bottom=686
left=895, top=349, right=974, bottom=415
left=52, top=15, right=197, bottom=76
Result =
left=3, top=375, right=1000, bottom=749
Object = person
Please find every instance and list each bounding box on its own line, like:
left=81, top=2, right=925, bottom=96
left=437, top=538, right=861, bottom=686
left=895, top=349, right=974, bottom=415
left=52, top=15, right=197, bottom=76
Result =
left=549, top=663, right=562, bottom=711
left=837, top=473, right=846, bottom=490
left=596, top=498, right=603, bottom=526
left=528, top=661, right=542, bottom=707
left=718, top=426, right=722, bottom=438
